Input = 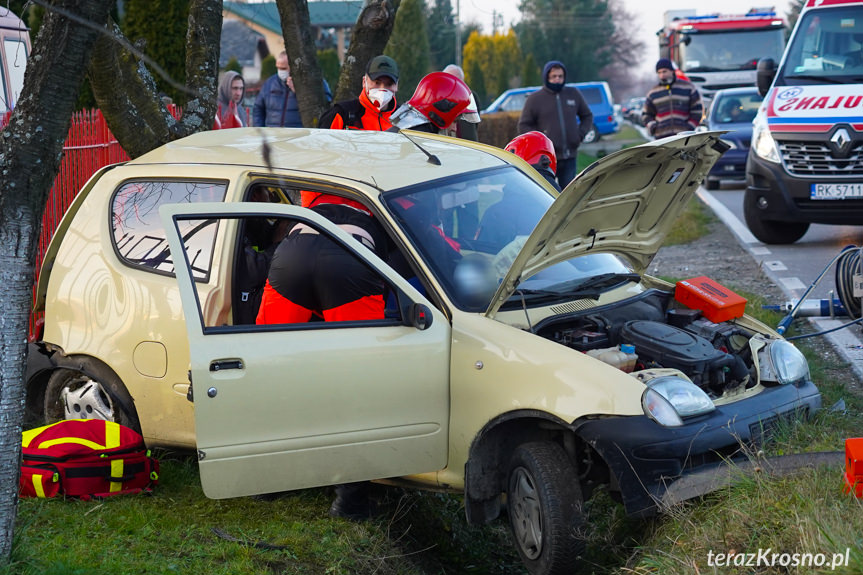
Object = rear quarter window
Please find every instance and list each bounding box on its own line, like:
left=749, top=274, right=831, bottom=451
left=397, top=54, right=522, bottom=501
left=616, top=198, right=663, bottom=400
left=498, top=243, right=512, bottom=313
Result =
left=111, top=179, right=228, bottom=279
left=580, top=87, right=603, bottom=105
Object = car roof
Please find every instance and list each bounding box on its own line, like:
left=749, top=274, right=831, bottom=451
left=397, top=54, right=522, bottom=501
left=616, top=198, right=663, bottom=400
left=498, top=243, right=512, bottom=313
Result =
left=711, top=87, right=760, bottom=98
left=128, top=128, right=509, bottom=192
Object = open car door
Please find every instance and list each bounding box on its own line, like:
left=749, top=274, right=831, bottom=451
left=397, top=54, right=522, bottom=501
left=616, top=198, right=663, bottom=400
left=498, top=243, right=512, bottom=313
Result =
left=160, top=202, right=451, bottom=499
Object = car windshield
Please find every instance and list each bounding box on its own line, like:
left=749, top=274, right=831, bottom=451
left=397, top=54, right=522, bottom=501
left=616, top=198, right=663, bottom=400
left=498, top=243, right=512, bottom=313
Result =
left=680, top=28, right=785, bottom=73
left=780, top=6, right=863, bottom=84
left=709, top=91, right=761, bottom=125
left=385, top=166, right=634, bottom=312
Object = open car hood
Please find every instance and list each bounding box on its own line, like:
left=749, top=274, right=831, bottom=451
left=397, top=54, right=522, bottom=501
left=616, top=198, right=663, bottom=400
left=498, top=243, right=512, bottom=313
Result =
left=486, top=131, right=727, bottom=318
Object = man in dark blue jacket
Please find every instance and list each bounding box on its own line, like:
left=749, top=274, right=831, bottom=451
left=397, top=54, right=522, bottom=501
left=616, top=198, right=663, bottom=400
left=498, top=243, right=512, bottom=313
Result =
left=253, top=51, right=332, bottom=128
left=517, top=60, right=592, bottom=189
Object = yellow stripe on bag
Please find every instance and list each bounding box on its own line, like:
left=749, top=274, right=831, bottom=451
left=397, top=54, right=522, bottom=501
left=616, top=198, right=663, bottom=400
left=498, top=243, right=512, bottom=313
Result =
left=32, top=475, right=45, bottom=498
left=104, top=421, right=121, bottom=449
left=110, top=459, right=123, bottom=492
left=36, top=420, right=123, bottom=451
left=22, top=420, right=81, bottom=448
left=38, top=437, right=106, bottom=451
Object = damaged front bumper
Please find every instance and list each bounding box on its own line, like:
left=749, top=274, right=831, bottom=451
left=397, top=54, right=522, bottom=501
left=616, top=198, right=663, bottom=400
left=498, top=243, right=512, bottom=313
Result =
left=576, top=379, right=822, bottom=517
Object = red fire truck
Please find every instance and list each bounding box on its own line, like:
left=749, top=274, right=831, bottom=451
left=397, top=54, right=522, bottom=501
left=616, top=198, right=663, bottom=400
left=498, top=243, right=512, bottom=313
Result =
left=658, top=8, right=786, bottom=100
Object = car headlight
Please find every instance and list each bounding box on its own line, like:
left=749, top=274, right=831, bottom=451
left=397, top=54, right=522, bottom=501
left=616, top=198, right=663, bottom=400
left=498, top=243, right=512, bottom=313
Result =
left=752, top=115, right=780, bottom=163
left=642, top=376, right=715, bottom=427
left=759, top=340, right=810, bottom=385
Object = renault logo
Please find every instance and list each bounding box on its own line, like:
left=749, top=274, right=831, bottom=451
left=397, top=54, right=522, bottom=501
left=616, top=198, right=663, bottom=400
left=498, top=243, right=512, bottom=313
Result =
left=831, top=128, right=851, bottom=154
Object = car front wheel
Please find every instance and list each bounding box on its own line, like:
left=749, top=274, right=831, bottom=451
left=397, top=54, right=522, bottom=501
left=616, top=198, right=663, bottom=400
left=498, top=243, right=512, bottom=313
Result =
left=43, top=360, right=141, bottom=433
left=507, top=441, right=585, bottom=575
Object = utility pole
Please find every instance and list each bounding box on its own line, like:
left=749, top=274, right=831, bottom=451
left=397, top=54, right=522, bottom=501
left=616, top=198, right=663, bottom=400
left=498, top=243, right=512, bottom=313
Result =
left=455, top=0, right=462, bottom=66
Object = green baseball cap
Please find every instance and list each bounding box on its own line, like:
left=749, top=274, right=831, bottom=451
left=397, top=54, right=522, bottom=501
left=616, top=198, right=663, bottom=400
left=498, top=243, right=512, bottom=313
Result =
left=366, top=55, right=399, bottom=83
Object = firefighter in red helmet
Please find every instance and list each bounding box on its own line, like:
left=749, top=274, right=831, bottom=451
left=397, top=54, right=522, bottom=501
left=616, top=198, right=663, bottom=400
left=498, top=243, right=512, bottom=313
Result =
left=390, top=72, right=474, bottom=133
left=505, top=130, right=561, bottom=191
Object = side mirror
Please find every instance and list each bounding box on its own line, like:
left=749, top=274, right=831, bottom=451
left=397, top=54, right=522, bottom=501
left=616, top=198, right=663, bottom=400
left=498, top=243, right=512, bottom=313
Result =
left=682, top=35, right=692, bottom=46
left=756, top=58, right=776, bottom=97
left=407, top=303, right=433, bottom=330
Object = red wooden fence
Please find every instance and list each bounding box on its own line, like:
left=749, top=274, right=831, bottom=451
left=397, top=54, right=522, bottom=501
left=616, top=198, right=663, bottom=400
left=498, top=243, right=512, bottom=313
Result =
left=36, top=109, right=131, bottom=271
left=0, top=109, right=131, bottom=336
left=1, top=106, right=240, bottom=337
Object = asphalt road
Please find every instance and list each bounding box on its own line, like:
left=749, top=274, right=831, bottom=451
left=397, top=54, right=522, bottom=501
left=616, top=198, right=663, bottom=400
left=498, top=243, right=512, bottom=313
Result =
left=705, top=183, right=863, bottom=301
left=699, top=181, right=863, bottom=381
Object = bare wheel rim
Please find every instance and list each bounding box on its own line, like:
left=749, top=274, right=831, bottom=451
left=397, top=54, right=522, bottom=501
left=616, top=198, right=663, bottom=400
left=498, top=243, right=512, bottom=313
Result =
left=510, top=465, right=543, bottom=560
left=59, top=377, right=115, bottom=421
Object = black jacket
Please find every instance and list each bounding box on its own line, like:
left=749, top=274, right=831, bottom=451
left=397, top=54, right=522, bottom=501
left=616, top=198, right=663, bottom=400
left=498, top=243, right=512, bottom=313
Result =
left=518, top=85, right=593, bottom=160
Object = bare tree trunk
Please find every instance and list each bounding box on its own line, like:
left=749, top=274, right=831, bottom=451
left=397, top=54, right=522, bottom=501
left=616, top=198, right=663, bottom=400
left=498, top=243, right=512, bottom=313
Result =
left=88, top=0, right=222, bottom=158
left=0, top=0, right=114, bottom=561
left=276, top=0, right=328, bottom=127
left=333, top=0, right=401, bottom=102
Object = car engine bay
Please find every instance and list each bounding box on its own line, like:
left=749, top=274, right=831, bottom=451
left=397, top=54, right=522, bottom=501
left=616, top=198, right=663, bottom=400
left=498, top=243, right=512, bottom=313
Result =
left=536, top=290, right=760, bottom=398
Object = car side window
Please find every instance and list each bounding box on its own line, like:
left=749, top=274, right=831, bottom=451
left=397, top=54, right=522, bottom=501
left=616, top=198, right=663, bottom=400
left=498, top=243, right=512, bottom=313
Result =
left=501, top=93, right=527, bottom=112
left=111, top=180, right=227, bottom=279
left=172, top=213, right=403, bottom=332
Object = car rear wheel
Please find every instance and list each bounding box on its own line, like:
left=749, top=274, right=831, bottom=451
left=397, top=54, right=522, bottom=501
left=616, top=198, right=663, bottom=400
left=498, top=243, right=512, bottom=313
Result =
left=44, top=360, right=141, bottom=433
left=507, top=441, right=585, bottom=575
left=582, top=127, right=598, bottom=144
left=743, top=189, right=809, bottom=244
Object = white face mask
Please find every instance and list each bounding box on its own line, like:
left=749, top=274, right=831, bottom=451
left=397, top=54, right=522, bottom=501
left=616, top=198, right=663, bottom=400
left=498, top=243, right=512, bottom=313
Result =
left=367, top=88, right=393, bottom=109
left=277, top=69, right=289, bottom=81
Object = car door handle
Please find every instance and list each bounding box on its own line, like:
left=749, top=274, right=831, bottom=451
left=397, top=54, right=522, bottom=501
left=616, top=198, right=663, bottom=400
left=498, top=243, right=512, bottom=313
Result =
left=209, top=359, right=244, bottom=372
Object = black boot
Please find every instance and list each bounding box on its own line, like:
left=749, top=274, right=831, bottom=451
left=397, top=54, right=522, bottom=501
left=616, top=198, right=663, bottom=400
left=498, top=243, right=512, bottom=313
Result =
left=329, top=481, right=377, bottom=521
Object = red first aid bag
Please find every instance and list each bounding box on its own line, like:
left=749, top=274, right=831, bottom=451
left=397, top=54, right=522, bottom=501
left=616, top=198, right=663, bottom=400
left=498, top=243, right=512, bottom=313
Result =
left=19, top=419, right=159, bottom=499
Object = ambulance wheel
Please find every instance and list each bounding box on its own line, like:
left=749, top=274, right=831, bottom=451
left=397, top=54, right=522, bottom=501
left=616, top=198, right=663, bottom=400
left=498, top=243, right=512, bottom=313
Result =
left=743, top=190, right=809, bottom=244
left=506, top=442, right=585, bottom=575
left=44, top=360, right=141, bottom=433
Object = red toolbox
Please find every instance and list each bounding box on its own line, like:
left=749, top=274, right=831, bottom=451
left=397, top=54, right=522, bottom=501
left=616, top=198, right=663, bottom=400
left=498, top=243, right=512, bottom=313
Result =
left=675, top=276, right=747, bottom=323
left=844, top=437, right=863, bottom=498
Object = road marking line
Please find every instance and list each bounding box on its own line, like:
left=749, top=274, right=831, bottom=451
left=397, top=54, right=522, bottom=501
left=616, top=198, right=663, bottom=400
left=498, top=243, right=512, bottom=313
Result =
left=765, top=261, right=788, bottom=271
left=697, top=186, right=863, bottom=383
left=780, top=277, right=807, bottom=290
left=750, top=247, right=771, bottom=255
left=697, top=188, right=761, bottom=245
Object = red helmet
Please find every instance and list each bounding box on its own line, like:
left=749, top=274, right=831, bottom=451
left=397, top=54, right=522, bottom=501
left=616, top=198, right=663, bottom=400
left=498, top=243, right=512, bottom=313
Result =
left=407, top=72, right=472, bottom=130
left=505, top=131, right=557, bottom=174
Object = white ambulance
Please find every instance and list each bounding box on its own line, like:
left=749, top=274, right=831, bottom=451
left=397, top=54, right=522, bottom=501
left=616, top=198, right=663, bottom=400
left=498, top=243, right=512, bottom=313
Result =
left=746, top=0, right=863, bottom=243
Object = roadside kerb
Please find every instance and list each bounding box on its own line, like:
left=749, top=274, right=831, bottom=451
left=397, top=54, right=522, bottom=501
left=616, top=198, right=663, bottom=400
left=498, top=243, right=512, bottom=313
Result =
left=698, top=188, right=863, bottom=384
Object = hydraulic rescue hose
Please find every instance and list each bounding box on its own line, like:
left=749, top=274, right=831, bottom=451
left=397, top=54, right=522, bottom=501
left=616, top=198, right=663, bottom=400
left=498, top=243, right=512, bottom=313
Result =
left=783, top=245, right=863, bottom=341
left=835, top=246, right=863, bottom=320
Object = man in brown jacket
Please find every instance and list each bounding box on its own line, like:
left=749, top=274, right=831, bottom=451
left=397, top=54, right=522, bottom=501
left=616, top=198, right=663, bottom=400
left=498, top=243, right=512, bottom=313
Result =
left=518, top=60, right=593, bottom=188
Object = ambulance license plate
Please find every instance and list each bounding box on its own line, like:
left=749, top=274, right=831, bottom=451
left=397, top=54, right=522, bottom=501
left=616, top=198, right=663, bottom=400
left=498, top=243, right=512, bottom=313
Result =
left=810, top=183, right=863, bottom=199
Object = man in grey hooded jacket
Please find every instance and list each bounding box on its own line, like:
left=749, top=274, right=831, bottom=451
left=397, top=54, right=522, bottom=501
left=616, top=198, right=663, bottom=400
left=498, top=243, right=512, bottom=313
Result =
left=518, top=60, right=593, bottom=188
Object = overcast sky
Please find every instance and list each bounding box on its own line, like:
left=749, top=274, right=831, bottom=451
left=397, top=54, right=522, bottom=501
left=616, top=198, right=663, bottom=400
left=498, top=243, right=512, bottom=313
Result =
left=458, top=0, right=795, bottom=74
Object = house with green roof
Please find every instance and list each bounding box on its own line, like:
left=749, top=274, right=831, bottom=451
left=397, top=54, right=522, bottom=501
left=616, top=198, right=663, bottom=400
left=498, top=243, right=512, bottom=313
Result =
left=223, top=1, right=362, bottom=66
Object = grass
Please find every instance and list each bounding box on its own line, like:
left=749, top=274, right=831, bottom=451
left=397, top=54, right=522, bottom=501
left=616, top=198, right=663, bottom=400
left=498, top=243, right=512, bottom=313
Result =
left=10, top=128, right=863, bottom=573
left=663, top=194, right=714, bottom=246
left=9, top=456, right=523, bottom=575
